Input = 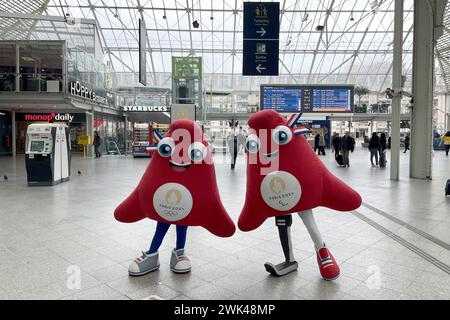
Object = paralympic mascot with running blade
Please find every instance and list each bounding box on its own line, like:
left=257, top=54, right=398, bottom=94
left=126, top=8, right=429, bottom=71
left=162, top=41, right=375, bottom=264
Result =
left=238, top=110, right=362, bottom=280
left=115, top=120, right=235, bottom=276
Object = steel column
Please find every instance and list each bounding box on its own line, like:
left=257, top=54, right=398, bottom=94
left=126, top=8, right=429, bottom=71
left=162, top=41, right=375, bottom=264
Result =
left=446, top=94, right=450, bottom=131
left=12, top=111, right=16, bottom=157
left=390, top=0, right=403, bottom=181
left=410, top=0, right=439, bottom=179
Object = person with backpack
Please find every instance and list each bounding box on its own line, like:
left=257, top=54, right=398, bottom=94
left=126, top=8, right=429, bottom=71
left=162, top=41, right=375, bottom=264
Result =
left=442, top=131, right=450, bottom=156
left=340, top=132, right=355, bottom=167
left=93, top=131, right=102, bottom=158
left=369, top=132, right=381, bottom=167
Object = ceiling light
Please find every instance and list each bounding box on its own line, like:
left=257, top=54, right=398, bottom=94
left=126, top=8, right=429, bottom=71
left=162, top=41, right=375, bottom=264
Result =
left=302, top=13, right=309, bottom=22
left=286, top=37, right=292, bottom=47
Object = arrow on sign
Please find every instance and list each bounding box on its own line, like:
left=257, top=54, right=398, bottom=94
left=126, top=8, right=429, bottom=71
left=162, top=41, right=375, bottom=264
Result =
left=256, top=64, right=266, bottom=73
left=256, top=27, right=266, bottom=37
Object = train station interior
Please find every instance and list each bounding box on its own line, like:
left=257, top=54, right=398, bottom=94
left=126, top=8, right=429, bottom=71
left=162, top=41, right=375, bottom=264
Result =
left=0, top=0, right=449, bottom=301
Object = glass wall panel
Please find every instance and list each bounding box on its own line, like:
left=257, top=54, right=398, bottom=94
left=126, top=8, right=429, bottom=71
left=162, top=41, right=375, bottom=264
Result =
left=93, top=113, right=126, bottom=154
left=67, top=46, right=111, bottom=106
left=17, top=42, right=63, bottom=92
left=0, top=43, right=16, bottom=92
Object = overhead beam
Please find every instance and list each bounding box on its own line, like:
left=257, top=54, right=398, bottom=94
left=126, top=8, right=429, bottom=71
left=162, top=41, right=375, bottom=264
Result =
left=345, top=0, right=388, bottom=82
left=86, top=0, right=117, bottom=75
left=137, top=0, right=157, bottom=84
left=307, top=0, right=336, bottom=83
left=105, top=47, right=413, bottom=54
left=45, top=5, right=413, bottom=14
left=0, top=11, right=96, bottom=24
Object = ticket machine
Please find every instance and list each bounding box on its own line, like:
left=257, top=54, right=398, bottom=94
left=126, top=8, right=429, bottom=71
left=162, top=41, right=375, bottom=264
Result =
left=25, top=123, right=71, bottom=186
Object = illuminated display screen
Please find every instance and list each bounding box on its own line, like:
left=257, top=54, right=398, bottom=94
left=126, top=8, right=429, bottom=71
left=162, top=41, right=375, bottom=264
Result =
left=261, top=85, right=354, bottom=113
left=30, top=141, right=45, bottom=152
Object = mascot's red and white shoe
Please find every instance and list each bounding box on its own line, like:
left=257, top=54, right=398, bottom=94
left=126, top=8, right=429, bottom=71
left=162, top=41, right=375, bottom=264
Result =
left=316, top=247, right=340, bottom=281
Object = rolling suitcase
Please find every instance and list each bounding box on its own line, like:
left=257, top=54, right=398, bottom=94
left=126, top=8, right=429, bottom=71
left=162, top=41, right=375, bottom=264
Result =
left=446, top=179, right=450, bottom=196
left=335, top=153, right=344, bottom=166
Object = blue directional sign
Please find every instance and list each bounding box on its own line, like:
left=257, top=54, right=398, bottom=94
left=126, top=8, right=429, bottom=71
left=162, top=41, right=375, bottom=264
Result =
left=243, top=40, right=280, bottom=76
left=243, top=2, right=280, bottom=76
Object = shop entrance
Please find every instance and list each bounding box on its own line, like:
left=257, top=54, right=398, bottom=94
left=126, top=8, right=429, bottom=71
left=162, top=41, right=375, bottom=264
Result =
left=69, top=122, right=86, bottom=153
left=15, top=113, right=88, bottom=154
left=16, top=121, right=30, bottom=154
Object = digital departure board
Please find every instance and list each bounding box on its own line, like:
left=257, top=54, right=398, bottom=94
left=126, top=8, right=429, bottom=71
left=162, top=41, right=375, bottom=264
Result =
left=261, top=85, right=354, bottom=113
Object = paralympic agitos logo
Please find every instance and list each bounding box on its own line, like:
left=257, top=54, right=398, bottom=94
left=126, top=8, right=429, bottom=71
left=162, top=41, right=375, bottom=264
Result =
left=24, top=113, right=74, bottom=123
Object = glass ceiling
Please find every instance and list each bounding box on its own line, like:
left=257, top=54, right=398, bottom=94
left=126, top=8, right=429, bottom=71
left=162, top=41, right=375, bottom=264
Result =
left=0, top=0, right=447, bottom=92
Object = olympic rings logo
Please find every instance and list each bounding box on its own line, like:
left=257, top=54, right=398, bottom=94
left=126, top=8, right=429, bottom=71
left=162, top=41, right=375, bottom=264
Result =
left=164, top=210, right=179, bottom=217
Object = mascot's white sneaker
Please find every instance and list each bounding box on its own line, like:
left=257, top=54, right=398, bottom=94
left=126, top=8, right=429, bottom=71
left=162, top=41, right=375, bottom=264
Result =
left=128, top=251, right=160, bottom=276
left=170, top=248, right=191, bottom=273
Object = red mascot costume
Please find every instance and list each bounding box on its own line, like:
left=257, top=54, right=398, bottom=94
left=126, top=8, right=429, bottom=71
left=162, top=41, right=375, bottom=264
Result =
left=238, top=110, right=362, bottom=279
left=115, top=120, right=235, bottom=276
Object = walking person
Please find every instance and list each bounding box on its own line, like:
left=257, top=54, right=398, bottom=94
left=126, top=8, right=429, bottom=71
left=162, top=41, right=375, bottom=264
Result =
left=227, top=131, right=239, bottom=170
left=314, top=134, right=320, bottom=154
left=93, top=131, right=102, bottom=158
left=379, top=133, right=388, bottom=167
left=403, top=134, right=410, bottom=153
left=237, top=126, right=247, bottom=155
left=380, top=133, right=387, bottom=153
left=332, top=133, right=344, bottom=167
left=318, top=133, right=326, bottom=156
left=369, top=132, right=381, bottom=167
left=442, top=131, right=450, bottom=156
left=332, top=133, right=341, bottom=155
left=340, top=132, right=355, bottom=167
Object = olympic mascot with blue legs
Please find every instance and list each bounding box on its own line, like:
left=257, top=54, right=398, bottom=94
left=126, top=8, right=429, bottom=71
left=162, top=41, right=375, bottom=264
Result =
left=238, top=110, right=362, bottom=280
left=115, top=120, right=235, bottom=276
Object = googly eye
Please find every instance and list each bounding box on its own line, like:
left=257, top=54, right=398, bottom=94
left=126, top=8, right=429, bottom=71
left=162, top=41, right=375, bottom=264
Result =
left=245, top=134, right=260, bottom=154
left=188, top=142, right=207, bottom=162
left=157, top=137, right=175, bottom=158
left=273, top=126, right=293, bottom=145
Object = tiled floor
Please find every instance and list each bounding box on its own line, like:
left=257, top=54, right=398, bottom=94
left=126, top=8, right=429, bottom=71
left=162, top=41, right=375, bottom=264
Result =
left=0, top=148, right=449, bottom=300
